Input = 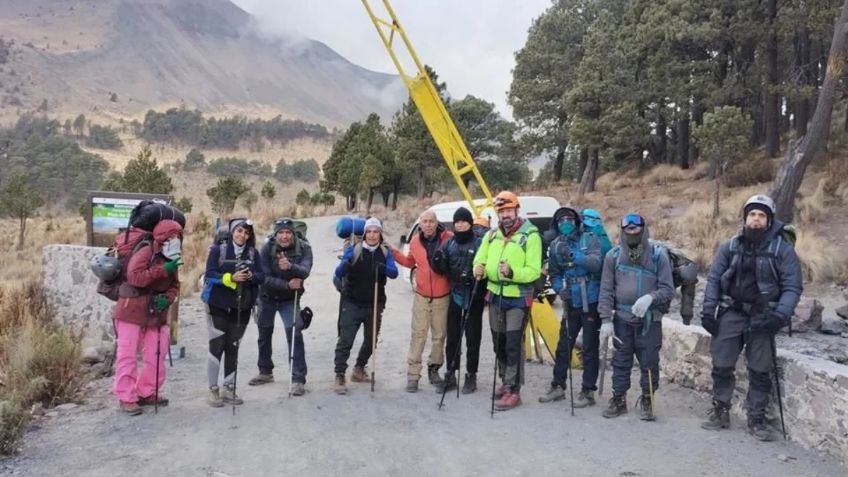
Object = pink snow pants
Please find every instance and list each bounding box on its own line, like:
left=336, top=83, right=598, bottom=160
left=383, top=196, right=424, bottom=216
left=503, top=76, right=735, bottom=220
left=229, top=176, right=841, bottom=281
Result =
left=112, top=320, right=169, bottom=403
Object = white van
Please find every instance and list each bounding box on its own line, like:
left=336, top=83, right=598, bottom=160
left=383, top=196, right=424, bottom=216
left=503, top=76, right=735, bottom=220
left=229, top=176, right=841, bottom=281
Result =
left=397, top=196, right=561, bottom=286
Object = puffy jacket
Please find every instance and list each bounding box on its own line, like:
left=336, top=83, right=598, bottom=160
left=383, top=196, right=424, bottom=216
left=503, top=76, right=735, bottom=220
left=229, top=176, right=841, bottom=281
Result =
left=114, top=220, right=182, bottom=328
left=335, top=243, right=399, bottom=306
left=473, top=218, right=542, bottom=299
left=702, top=220, right=803, bottom=321
left=393, top=227, right=453, bottom=299
left=432, top=232, right=480, bottom=307
left=259, top=237, right=313, bottom=302
left=548, top=230, right=603, bottom=309
left=204, top=239, right=265, bottom=312
left=598, top=225, right=674, bottom=324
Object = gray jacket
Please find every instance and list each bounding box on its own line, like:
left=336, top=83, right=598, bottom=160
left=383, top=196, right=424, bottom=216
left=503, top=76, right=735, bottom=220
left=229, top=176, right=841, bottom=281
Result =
left=701, top=220, right=802, bottom=321
left=598, top=225, right=675, bottom=324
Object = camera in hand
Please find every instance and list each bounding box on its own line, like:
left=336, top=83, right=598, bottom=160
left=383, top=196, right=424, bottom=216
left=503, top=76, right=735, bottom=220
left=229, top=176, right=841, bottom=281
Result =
left=236, top=260, right=253, bottom=272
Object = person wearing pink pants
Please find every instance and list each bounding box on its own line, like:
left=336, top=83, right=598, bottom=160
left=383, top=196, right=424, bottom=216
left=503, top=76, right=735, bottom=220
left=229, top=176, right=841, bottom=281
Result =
left=112, top=219, right=183, bottom=415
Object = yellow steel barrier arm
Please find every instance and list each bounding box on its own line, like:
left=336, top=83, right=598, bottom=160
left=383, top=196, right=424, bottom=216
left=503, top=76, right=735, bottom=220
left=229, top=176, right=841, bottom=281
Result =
left=360, top=0, right=494, bottom=216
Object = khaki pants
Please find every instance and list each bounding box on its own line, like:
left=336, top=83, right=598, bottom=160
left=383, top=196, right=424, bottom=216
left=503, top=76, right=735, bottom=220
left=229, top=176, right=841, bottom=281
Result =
left=406, top=294, right=449, bottom=379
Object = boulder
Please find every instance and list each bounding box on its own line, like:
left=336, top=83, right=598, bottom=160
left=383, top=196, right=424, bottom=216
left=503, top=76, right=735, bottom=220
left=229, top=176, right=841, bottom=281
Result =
left=819, top=315, right=846, bottom=336
left=836, top=304, right=848, bottom=321
left=790, top=298, right=823, bottom=333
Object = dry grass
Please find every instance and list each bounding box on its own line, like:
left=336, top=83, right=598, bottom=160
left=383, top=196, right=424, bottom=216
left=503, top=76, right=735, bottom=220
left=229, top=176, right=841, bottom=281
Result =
left=794, top=229, right=848, bottom=284
left=797, top=179, right=828, bottom=224
left=641, top=164, right=691, bottom=186
left=0, top=217, right=86, bottom=288
left=0, top=282, right=86, bottom=455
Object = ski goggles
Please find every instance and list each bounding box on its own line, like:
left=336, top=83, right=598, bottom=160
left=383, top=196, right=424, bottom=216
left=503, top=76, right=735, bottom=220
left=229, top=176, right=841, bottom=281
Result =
left=620, top=213, right=645, bottom=229
left=230, top=218, right=254, bottom=234
left=557, top=216, right=577, bottom=224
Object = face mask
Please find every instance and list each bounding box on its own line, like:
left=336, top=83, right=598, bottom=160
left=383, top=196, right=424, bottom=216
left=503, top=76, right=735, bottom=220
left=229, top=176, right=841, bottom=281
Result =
left=558, top=221, right=576, bottom=236
left=162, top=238, right=182, bottom=260
left=624, top=233, right=642, bottom=247
left=455, top=228, right=474, bottom=243
left=583, top=217, right=601, bottom=229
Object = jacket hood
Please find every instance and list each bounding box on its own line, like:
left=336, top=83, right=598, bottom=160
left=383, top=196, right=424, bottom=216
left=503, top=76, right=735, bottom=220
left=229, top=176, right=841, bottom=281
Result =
left=618, top=223, right=653, bottom=268
left=152, top=220, right=183, bottom=251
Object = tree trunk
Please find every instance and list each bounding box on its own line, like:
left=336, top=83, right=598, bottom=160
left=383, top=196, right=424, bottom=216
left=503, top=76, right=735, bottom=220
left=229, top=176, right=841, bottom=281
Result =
left=691, top=102, right=703, bottom=162
left=771, top=0, right=848, bottom=222
left=552, top=146, right=566, bottom=182
left=577, top=147, right=589, bottom=181
left=366, top=189, right=374, bottom=213
left=392, top=182, right=399, bottom=210
left=578, top=147, right=599, bottom=197
left=678, top=116, right=691, bottom=169
left=795, top=29, right=811, bottom=136
left=17, top=214, right=26, bottom=250
left=765, top=0, right=781, bottom=157
left=656, top=112, right=667, bottom=164
left=713, top=177, right=721, bottom=220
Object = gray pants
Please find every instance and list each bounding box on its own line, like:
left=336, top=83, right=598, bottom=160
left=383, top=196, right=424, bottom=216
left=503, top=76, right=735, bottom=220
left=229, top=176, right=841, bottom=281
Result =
left=710, top=308, right=774, bottom=418
left=488, top=304, right=528, bottom=391
left=611, top=319, right=662, bottom=395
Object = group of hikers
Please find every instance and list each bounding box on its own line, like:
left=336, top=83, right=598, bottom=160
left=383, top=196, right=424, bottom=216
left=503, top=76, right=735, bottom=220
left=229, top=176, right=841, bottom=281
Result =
left=103, top=189, right=802, bottom=442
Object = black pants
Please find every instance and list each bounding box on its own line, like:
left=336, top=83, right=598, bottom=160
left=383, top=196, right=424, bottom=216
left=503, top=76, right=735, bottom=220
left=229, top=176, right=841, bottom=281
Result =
left=611, top=319, right=662, bottom=395
left=444, top=291, right=484, bottom=375
left=710, top=308, right=774, bottom=418
left=334, top=299, right=383, bottom=375
left=551, top=302, right=600, bottom=391
left=206, top=306, right=249, bottom=388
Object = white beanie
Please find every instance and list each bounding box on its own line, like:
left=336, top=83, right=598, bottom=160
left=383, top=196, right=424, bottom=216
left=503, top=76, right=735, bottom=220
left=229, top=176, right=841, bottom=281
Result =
left=364, top=217, right=382, bottom=232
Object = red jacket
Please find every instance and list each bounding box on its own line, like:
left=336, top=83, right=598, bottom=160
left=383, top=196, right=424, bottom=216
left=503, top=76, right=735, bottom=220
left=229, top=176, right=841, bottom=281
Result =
left=113, top=220, right=182, bottom=328
left=393, top=228, right=452, bottom=299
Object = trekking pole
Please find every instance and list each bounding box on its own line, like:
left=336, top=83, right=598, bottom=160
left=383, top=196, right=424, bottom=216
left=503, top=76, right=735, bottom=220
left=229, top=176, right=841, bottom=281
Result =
left=770, top=336, right=787, bottom=439
left=233, top=283, right=243, bottom=415
left=598, top=335, right=610, bottom=396
left=155, top=324, right=161, bottom=415
left=564, top=313, right=575, bottom=416
left=370, top=264, right=382, bottom=393
left=289, top=291, right=300, bottom=399
left=491, top=279, right=504, bottom=419
left=439, top=279, right=479, bottom=410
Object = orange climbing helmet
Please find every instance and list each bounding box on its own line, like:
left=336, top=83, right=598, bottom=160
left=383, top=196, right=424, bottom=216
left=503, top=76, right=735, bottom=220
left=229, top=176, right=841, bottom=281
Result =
left=494, top=191, right=520, bottom=212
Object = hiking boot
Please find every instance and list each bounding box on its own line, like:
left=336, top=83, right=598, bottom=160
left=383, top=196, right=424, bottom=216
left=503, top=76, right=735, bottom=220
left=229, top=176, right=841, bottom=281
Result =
left=573, top=389, right=596, bottom=409
left=207, top=386, right=224, bottom=408
left=406, top=378, right=419, bottom=393
left=334, top=374, right=347, bottom=395
left=701, top=401, right=730, bottom=431
left=637, top=394, right=655, bottom=421
left=538, top=384, right=565, bottom=403
left=602, top=393, right=627, bottom=418
left=351, top=366, right=370, bottom=383
left=138, top=394, right=169, bottom=407
left=461, top=373, right=477, bottom=394
left=119, top=401, right=143, bottom=416
left=435, top=373, right=458, bottom=393
left=747, top=415, right=775, bottom=442
left=248, top=373, right=274, bottom=386
left=221, top=385, right=243, bottom=405
left=291, top=382, right=306, bottom=397
left=428, top=365, right=444, bottom=386
left=494, top=390, right=522, bottom=411
left=493, top=383, right=509, bottom=399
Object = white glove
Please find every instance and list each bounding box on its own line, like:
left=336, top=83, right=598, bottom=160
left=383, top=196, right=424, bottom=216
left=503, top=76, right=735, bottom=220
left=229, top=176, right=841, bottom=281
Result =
left=631, top=294, right=654, bottom=318
left=599, top=321, right=613, bottom=343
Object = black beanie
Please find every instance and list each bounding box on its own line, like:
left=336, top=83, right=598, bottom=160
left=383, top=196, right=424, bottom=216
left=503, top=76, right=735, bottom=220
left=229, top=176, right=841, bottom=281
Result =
left=743, top=203, right=773, bottom=227
left=453, top=207, right=473, bottom=225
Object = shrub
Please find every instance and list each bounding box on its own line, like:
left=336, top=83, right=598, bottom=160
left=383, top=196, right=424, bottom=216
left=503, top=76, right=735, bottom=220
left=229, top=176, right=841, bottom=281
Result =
left=721, top=156, right=774, bottom=188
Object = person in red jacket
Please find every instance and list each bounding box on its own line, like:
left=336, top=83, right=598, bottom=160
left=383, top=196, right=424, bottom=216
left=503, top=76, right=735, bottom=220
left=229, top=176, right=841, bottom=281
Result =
left=392, top=210, right=453, bottom=393
left=112, top=219, right=183, bottom=415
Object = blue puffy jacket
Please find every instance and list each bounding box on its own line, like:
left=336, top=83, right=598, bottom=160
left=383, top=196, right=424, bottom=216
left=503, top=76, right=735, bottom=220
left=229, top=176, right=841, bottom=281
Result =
left=548, top=230, right=603, bottom=309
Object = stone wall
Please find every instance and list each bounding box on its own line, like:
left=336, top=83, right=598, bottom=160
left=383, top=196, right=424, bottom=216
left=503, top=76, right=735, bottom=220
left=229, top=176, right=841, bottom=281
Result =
left=41, top=245, right=116, bottom=342
left=661, top=319, right=848, bottom=464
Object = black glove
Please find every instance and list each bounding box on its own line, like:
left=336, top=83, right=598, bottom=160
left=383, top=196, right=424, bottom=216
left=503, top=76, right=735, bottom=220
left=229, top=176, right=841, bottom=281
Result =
left=701, top=313, right=718, bottom=336
left=749, top=311, right=787, bottom=334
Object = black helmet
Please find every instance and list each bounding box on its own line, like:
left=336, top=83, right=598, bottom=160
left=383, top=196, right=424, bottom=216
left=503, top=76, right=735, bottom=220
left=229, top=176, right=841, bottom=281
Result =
left=90, top=254, right=121, bottom=282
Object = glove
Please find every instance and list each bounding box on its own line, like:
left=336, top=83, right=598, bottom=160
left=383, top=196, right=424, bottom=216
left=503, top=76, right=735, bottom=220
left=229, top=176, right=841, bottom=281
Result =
left=749, top=311, right=787, bottom=334
left=701, top=313, right=718, bottom=336
left=474, top=264, right=486, bottom=280
left=221, top=273, right=238, bottom=290
left=163, top=258, right=183, bottom=274
left=152, top=294, right=169, bottom=312
left=571, top=249, right=585, bottom=266
left=631, top=294, right=654, bottom=318
left=681, top=315, right=693, bottom=326
left=599, top=320, right=613, bottom=343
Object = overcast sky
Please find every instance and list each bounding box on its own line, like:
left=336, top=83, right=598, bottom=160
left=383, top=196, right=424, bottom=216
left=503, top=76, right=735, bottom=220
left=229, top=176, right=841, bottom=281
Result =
left=230, top=0, right=551, bottom=119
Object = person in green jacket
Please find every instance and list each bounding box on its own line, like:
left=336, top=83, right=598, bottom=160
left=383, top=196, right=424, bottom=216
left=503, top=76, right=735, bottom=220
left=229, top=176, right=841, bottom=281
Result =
left=473, top=191, right=542, bottom=411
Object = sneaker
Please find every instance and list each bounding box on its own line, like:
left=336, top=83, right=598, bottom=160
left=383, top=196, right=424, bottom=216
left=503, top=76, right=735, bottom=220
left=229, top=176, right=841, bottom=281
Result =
left=747, top=415, right=775, bottom=442
left=351, top=366, right=370, bottom=383
left=493, top=383, right=509, bottom=399
left=435, top=373, right=458, bottom=393
left=138, top=394, right=169, bottom=407
left=637, top=394, right=655, bottom=421
left=291, top=382, right=306, bottom=396
left=538, top=384, right=565, bottom=403
left=221, top=386, right=243, bottom=405
left=602, top=393, right=627, bottom=418
left=428, top=365, right=444, bottom=386
left=119, top=401, right=143, bottom=416
left=701, top=401, right=730, bottom=431
left=573, top=389, right=596, bottom=409
left=461, top=373, right=477, bottom=394
left=248, top=373, right=274, bottom=386
left=334, top=374, right=347, bottom=395
left=207, top=386, right=224, bottom=408
left=406, top=378, right=419, bottom=393
left=494, top=390, right=522, bottom=411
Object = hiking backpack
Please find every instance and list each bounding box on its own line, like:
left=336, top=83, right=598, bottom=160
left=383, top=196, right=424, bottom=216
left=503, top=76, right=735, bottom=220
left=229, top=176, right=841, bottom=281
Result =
left=95, top=232, right=153, bottom=302
left=611, top=241, right=670, bottom=314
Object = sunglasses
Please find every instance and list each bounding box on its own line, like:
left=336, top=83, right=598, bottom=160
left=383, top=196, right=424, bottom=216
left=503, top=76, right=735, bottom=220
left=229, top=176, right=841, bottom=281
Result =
left=620, top=213, right=645, bottom=228
left=557, top=216, right=577, bottom=224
